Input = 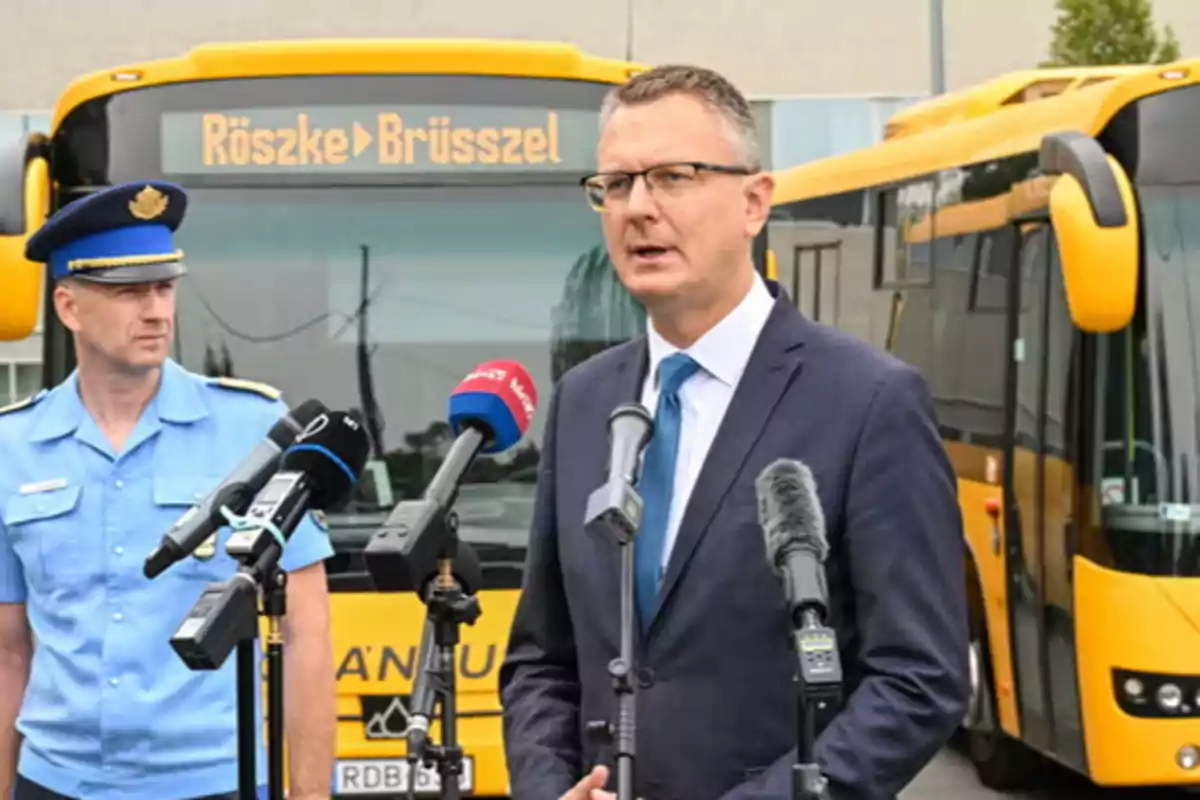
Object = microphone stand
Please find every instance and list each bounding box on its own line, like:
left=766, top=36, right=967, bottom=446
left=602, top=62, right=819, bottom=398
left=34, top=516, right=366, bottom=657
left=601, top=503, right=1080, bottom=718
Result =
left=236, top=637, right=257, bottom=800
left=583, top=402, right=653, bottom=800
left=583, top=478, right=646, bottom=800
left=606, top=532, right=639, bottom=800
left=405, top=507, right=480, bottom=800
left=232, top=545, right=290, bottom=800
left=262, top=561, right=288, bottom=800
left=791, top=607, right=842, bottom=800
left=170, top=534, right=291, bottom=800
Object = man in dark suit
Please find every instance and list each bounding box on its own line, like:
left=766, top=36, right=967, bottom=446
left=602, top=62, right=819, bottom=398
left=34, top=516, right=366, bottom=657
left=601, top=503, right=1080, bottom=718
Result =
left=499, top=64, right=969, bottom=800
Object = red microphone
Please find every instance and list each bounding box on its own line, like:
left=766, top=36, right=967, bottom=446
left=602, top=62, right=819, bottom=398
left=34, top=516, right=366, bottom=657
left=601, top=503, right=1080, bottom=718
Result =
left=364, top=360, right=540, bottom=595
left=448, top=360, right=538, bottom=453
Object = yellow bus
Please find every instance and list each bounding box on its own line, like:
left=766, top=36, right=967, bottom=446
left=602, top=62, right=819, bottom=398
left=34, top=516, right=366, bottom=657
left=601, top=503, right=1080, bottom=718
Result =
left=0, top=39, right=647, bottom=798
left=764, top=61, right=1200, bottom=790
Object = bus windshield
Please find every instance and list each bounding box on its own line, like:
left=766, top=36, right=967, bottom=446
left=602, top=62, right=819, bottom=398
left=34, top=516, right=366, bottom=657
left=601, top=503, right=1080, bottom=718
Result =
left=168, top=185, right=643, bottom=585
left=1096, top=184, right=1200, bottom=577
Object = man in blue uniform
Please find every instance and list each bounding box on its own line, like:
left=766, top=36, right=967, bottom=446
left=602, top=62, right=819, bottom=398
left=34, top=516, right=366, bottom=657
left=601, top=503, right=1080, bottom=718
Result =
left=0, top=182, right=337, bottom=800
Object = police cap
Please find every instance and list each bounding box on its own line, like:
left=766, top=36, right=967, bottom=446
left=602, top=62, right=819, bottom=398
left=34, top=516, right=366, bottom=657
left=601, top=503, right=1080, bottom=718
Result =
left=25, top=181, right=189, bottom=284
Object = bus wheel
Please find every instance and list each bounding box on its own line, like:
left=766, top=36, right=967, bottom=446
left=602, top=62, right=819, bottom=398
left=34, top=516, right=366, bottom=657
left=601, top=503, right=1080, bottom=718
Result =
left=964, top=635, right=1037, bottom=790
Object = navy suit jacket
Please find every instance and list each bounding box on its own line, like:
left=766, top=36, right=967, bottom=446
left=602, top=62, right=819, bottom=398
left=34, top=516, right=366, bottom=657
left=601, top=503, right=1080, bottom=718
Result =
left=499, top=282, right=969, bottom=800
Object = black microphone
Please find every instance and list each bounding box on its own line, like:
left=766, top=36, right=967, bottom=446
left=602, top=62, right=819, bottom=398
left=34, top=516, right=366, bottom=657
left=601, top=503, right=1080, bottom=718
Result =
left=755, top=458, right=841, bottom=800
left=584, top=402, right=654, bottom=545
left=144, top=398, right=328, bottom=579
left=171, top=410, right=370, bottom=671
left=223, top=410, right=372, bottom=567
left=755, top=458, right=830, bottom=627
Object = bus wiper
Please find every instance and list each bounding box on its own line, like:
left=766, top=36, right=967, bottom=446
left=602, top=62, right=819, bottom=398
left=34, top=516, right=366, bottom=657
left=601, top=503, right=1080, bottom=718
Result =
left=357, top=243, right=386, bottom=461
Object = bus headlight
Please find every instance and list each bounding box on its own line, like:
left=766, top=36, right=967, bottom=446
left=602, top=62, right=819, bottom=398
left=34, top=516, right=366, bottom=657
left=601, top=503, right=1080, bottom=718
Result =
left=1112, top=669, right=1200, bottom=718
left=1158, top=683, right=1184, bottom=712
left=1178, top=745, right=1199, bottom=771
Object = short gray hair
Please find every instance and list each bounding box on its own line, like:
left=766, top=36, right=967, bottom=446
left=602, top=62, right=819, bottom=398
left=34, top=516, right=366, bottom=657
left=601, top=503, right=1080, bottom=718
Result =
left=599, top=64, right=761, bottom=170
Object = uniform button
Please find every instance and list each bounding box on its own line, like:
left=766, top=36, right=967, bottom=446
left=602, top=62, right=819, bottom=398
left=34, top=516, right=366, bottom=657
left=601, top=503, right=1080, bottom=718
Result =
left=109, top=677, right=119, bottom=687
left=112, top=612, right=123, bottom=622
left=637, top=667, right=655, bottom=689
left=113, top=546, right=124, bottom=555
left=114, top=480, right=124, bottom=489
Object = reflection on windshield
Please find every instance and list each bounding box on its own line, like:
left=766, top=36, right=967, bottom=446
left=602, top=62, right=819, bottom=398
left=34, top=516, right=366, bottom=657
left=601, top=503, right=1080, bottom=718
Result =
left=169, top=186, right=644, bottom=561
left=1095, top=185, right=1200, bottom=576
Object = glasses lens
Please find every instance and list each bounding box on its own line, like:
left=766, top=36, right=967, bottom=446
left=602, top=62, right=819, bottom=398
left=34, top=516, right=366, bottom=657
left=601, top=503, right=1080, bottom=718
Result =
left=582, top=180, right=605, bottom=210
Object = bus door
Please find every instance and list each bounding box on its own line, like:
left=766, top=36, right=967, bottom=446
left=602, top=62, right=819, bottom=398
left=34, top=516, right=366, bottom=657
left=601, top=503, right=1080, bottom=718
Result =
left=1003, top=218, right=1054, bottom=755
left=1002, top=218, right=1086, bottom=767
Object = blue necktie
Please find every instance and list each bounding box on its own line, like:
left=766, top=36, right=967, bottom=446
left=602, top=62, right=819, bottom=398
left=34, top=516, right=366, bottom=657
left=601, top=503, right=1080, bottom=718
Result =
left=635, top=352, right=701, bottom=631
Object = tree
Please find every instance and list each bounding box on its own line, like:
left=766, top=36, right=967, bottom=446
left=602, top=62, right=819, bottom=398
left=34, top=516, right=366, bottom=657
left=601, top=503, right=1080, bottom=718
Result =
left=1043, top=0, right=1181, bottom=66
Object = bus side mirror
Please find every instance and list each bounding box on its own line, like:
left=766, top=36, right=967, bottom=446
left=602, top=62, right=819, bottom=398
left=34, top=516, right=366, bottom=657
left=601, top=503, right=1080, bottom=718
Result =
left=0, top=132, right=51, bottom=342
left=1039, top=130, right=1138, bottom=333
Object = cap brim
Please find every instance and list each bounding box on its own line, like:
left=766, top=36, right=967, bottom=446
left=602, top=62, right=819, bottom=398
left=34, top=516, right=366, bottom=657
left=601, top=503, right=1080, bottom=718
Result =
left=69, top=260, right=188, bottom=285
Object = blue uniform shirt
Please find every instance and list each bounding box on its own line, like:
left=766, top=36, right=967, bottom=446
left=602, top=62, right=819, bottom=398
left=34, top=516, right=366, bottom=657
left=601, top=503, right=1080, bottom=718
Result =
left=0, top=359, right=333, bottom=800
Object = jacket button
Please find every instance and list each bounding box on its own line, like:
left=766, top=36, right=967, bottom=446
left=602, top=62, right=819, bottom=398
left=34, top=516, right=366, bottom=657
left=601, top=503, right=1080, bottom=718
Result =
left=637, top=667, right=655, bottom=689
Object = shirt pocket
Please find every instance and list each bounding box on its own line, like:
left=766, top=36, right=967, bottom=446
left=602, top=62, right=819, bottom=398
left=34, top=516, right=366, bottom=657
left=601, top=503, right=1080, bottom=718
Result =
left=152, top=475, right=239, bottom=582
left=3, top=485, right=85, bottom=585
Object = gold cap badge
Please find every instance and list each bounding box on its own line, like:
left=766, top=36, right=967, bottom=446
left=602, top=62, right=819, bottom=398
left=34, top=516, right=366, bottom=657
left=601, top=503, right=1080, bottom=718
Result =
left=129, top=185, right=169, bottom=221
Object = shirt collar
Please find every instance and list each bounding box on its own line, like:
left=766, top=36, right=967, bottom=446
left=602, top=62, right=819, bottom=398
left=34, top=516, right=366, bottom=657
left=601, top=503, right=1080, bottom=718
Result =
left=27, top=358, right=207, bottom=443
left=646, top=272, right=775, bottom=390
left=156, top=358, right=209, bottom=424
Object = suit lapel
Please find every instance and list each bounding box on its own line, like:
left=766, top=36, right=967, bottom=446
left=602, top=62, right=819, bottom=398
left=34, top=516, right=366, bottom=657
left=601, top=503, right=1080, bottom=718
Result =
left=647, top=292, right=808, bottom=633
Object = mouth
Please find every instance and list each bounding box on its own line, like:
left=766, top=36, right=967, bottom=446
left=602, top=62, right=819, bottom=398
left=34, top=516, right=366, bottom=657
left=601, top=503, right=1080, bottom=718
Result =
left=628, top=245, right=674, bottom=260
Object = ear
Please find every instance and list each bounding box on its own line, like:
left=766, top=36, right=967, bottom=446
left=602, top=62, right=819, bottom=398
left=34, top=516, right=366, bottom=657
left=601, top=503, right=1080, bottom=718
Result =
left=53, top=280, right=82, bottom=334
left=744, top=172, right=774, bottom=238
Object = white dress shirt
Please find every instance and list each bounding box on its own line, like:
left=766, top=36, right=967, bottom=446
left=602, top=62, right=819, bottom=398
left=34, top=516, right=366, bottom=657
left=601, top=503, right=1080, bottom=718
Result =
left=639, top=273, right=775, bottom=571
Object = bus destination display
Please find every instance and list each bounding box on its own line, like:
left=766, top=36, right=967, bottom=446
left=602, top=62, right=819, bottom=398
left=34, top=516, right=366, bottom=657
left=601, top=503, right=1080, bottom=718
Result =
left=160, top=105, right=598, bottom=175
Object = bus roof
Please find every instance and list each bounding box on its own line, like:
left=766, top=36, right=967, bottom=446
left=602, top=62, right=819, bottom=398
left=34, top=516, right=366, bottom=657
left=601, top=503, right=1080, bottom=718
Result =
left=882, top=64, right=1150, bottom=139
left=50, top=38, right=645, bottom=132
left=772, top=60, right=1199, bottom=205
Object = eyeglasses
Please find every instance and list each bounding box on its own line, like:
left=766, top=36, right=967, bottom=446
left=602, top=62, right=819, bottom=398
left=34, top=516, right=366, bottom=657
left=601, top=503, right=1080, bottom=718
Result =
left=580, top=161, right=756, bottom=211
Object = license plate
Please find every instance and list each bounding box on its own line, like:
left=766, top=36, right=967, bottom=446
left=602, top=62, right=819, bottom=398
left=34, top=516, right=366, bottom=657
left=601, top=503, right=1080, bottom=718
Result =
left=334, top=757, right=474, bottom=795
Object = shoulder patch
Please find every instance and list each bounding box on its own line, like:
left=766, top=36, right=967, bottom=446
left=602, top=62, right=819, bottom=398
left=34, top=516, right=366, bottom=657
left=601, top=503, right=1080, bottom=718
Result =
left=208, top=376, right=282, bottom=401
left=0, top=389, right=47, bottom=417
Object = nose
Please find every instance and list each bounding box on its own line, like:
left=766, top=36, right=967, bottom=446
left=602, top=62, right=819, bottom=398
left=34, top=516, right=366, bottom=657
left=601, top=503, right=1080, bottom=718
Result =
left=141, top=285, right=174, bottom=321
left=623, top=174, right=660, bottom=219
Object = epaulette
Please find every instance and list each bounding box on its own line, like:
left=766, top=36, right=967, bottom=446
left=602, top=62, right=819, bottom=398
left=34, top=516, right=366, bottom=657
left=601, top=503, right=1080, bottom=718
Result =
left=207, top=376, right=282, bottom=401
left=0, top=389, right=47, bottom=418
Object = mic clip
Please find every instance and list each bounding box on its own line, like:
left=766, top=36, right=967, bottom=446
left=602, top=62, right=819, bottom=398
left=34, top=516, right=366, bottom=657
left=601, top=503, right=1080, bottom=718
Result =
left=583, top=478, right=644, bottom=546
left=793, top=607, right=843, bottom=749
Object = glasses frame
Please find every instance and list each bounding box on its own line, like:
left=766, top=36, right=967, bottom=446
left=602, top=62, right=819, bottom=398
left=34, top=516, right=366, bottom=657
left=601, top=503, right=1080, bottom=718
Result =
left=580, top=161, right=756, bottom=211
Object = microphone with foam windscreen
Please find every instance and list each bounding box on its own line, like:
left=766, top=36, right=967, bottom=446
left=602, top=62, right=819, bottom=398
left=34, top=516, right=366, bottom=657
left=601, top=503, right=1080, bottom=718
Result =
left=364, top=360, right=538, bottom=597
left=756, top=458, right=831, bottom=628
left=755, top=458, right=840, bottom=800
left=144, top=398, right=328, bottom=579
left=221, top=410, right=372, bottom=567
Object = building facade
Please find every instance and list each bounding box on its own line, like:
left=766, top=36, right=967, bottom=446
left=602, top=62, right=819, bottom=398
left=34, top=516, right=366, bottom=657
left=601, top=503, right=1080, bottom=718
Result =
left=2, top=0, right=1196, bottom=109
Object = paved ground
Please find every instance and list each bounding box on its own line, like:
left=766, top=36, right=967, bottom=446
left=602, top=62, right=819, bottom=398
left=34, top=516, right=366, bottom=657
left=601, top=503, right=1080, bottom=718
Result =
left=901, top=740, right=1198, bottom=799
